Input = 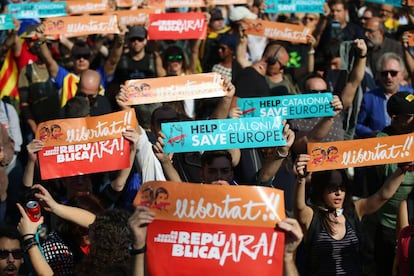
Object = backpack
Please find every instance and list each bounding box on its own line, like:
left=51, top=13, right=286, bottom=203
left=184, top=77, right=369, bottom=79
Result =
left=397, top=193, right=414, bottom=276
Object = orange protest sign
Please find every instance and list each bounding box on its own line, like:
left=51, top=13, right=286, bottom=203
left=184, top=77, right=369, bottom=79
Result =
left=148, top=12, right=207, bottom=40
left=307, top=133, right=414, bottom=172
left=166, top=0, right=205, bottom=7
left=107, top=9, right=156, bottom=26
left=35, top=109, right=138, bottom=180
left=66, top=0, right=110, bottom=15
left=44, top=15, right=120, bottom=38
left=209, top=0, right=247, bottom=4
left=124, top=72, right=225, bottom=105
left=243, top=19, right=311, bottom=43
left=407, top=0, right=414, bottom=6
left=408, top=30, right=414, bottom=46
left=115, top=0, right=133, bottom=7
left=35, top=109, right=137, bottom=146
left=134, top=181, right=285, bottom=276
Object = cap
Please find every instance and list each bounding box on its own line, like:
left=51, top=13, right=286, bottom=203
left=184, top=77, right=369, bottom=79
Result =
left=210, top=8, right=224, bottom=21
left=127, top=25, right=147, bottom=40
left=387, top=92, right=414, bottom=116
left=229, top=6, right=257, bottom=22
left=218, top=34, right=238, bottom=52
left=22, top=24, right=39, bottom=39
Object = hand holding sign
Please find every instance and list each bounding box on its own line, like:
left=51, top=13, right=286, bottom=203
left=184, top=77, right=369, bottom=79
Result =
left=332, top=95, right=343, bottom=117
left=293, top=154, right=310, bottom=179
left=128, top=206, right=155, bottom=249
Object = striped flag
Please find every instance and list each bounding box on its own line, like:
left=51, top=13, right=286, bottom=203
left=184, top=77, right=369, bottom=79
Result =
left=0, top=49, right=19, bottom=107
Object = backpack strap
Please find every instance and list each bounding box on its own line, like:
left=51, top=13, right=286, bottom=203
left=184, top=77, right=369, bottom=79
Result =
left=305, top=209, right=320, bottom=274
left=25, top=63, right=33, bottom=84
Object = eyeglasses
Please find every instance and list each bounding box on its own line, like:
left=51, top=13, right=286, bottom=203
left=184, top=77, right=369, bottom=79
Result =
left=129, top=37, right=145, bottom=43
left=380, top=70, right=399, bottom=77
left=309, top=89, right=330, bottom=94
left=167, top=55, right=183, bottom=62
left=326, top=184, right=346, bottom=193
left=74, top=54, right=90, bottom=60
left=0, top=249, right=24, bottom=260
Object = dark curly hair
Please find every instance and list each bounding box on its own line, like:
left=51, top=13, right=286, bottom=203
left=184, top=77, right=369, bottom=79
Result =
left=77, top=209, right=134, bottom=275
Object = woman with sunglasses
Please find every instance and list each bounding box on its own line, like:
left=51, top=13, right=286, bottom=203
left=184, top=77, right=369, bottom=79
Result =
left=156, top=45, right=200, bottom=118
left=294, top=154, right=406, bottom=275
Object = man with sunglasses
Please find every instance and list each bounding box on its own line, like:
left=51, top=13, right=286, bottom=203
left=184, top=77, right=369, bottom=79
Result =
left=356, top=52, right=414, bottom=138
left=0, top=225, right=24, bottom=276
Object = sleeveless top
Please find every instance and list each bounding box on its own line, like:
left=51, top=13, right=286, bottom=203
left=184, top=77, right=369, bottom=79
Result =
left=309, top=221, right=360, bottom=275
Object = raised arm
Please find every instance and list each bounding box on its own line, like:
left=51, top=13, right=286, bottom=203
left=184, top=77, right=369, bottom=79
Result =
left=36, top=24, right=59, bottom=78
left=103, top=26, right=127, bottom=77
left=33, top=184, right=96, bottom=228
left=340, top=39, right=367, bottom=110
left=153, top=134, right=182, bottom=182
left=293, top=154, right=313, bottom=232
left=128, top=206, right=155, bottom=276
left=209, top=76, right=235, bottom=119
left=257, top=123, right=294, bottom=184
left=17, top=203, right=54, bottom=276
left=354, top=164, right=407, bottom=219
left=23, top=140, right=44, bottom=188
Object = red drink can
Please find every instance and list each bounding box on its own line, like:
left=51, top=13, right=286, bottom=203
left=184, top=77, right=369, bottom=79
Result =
left=26, top=201, right=41, bottom=222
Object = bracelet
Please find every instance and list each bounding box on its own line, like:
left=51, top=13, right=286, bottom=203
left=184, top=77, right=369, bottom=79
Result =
left=359, top=54, right=367, bottom=58
left=276, top=149, right=289, bottom=158
left=22, top=234, right=35, bottom=239
left=128, top=243, right=146, bottom=255
left=23, top=237, right=38, bottom=252
left=308, top=49, right=315, bottom=55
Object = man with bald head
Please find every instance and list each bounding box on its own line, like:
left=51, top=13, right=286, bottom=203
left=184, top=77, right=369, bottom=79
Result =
left=75, top=69, right=113, bottom=116
left=234, top=43, right=291, bottom=98
left=364, top=16, right=403, bottom=77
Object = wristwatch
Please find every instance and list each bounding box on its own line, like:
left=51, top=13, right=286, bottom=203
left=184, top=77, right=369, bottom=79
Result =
left=128, top=243, right=146, bottom=255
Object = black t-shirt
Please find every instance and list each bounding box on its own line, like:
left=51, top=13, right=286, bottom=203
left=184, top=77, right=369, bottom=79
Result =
left=114, top=53, right=155, bottom=84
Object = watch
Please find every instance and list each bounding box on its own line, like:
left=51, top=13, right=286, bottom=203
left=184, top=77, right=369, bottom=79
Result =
left=128, top=243, right=146, bottom=255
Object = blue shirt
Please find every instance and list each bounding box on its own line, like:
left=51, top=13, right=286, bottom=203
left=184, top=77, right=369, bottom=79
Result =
left=356, top=86, right=414, bottom=138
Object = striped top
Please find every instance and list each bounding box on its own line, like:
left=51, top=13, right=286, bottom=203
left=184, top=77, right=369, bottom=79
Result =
left=309, top=221, right=360, bottom=275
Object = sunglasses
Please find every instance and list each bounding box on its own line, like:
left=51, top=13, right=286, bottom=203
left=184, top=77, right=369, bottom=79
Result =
left=267, top=57, right=287, bottom=70
left=74, top=54, right=90, bottom=60
left=309, top=89, right=330, bottom=94
left=361, top=16, right=372, bottom=21
left=0, top=249, right=24, bottom=260
left=129, top=37, right=145, bottom=43
left=326, top=184, right=346, bottom=193
left=167, top=55, right=183, bottom=62
left=380, top=70, right=399, bottom=77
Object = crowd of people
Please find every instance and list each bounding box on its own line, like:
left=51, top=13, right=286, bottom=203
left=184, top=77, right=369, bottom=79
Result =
left=0, top=0, right=414, bottom=275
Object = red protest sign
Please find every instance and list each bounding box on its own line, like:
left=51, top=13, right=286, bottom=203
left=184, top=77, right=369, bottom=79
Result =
left=148, top=12, right=207, bottom=40
left=134, top=181, right=286, bottom=276
left=36, top=109, right=137, bottom=180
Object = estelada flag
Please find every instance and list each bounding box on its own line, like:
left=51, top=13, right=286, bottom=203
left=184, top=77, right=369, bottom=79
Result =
left=0, top=49, right=19, bottom=106
left=134, top=181, right=286, bottom=276
left=148, top=12, right=207, bottom=40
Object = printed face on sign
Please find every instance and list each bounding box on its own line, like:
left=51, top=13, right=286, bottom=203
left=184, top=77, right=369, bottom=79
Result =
left=311, top=147, right=326, bottom=165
